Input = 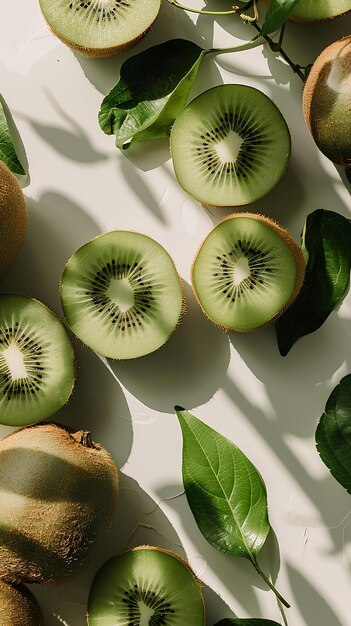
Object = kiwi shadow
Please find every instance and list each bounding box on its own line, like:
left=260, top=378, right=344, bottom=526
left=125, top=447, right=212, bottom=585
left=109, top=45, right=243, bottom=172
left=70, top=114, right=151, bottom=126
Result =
left=0, top=93, right=30, bottom=187
left=155, top=483, right=284, bottom=620
left=33, top=473, right=233, bottom=626
left=17, top=91, right=107, bottom=164
left=108, top=280, right=231, bottom=413
left=286, top=562, right=345, bottom=626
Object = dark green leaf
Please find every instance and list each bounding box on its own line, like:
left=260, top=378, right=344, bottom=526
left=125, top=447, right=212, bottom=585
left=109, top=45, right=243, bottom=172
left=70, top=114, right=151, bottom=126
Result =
left=175, top=407, right=270, bottom=562
left=99, top=39, right=206, bottom=149
left=215, top=617, right=280, bottom=626
left=316, top=374, right=351, bottom=494
left=261, top=0, right=302, bottom=36
left=276, top=209, right=351, bottom=355
left=0, top=100, right=25, bottom=175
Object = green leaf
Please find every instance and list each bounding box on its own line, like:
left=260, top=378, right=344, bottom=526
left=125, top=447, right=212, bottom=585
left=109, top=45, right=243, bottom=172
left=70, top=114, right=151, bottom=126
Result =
left=99, top=39, right=207, bottom=149
left=175, top=407, right=270, bottom=562
left=316, top=374, right=351, bottom=495
left=261, top=0, right=302, bottom=35
left=276, top=209, right=351, bottom=356
left=215, top=618, right=280, bottom=626
left=0, top=99, right=25, bottom=175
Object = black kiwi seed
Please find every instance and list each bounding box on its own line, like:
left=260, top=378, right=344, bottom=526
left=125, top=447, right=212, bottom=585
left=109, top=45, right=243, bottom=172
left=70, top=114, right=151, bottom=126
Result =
left=0, top=325, right=47, bottom=401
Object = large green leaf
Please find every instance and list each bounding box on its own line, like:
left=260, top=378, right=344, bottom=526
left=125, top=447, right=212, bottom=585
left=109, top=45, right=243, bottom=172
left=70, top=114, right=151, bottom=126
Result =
left=99, top=39, right=207, bottom=149
left=276, top=209, right=351, bottom=356
left=316, top=375, right=351, bottom=495
left=261, top=0, right=302, bottom=35
left=215, top=617, right=280, bottom=626
left=175, top=407, right=270, bottom=561
left=0, top=100, right=25, bottom=175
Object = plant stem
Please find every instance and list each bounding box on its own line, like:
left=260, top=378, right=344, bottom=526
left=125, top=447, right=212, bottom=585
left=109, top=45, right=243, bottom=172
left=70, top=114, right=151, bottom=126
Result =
left=208, top=35, right=263, bottom=54
left=252, top=558, right=291, bottom=608
left=251, top=22, right=306, bottom=82
left=167, top=0, right=241, bottom=15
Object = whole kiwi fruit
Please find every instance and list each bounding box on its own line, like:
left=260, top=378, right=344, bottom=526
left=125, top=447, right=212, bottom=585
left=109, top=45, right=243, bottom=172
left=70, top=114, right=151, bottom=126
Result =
left=0, top=423, right=119, bottom=585
left=0, top=580, right=44, bottom=625
left=0, top=161, right=27, bottom=278
left=303, top=36, right=351, bottom=170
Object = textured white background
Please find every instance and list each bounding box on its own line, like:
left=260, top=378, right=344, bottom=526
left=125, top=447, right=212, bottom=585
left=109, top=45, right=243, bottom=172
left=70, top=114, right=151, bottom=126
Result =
left=1, top=1, right=351, bottom=625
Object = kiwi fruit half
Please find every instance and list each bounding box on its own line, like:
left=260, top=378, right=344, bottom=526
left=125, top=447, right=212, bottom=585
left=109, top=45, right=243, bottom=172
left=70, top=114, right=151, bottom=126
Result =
left=289, top=0, right=351, bottom=22
left=0, top=295, right=75, bottom=426
left=0, top=580, right=44, bottom=626
left=0, top=162, right=27, bottom=279
left=0, top=423, right=119, bottom=584
left=87, top=545, right=205, bottom=625
left=170, top=84, right=291, bottom=207
left=60, top=231, right=184, bottom=359
left=303, top=36, right=351, bottom=170
left=191, top=213, right=305, bottom=332
left=39, top=0, right=161, bottom=58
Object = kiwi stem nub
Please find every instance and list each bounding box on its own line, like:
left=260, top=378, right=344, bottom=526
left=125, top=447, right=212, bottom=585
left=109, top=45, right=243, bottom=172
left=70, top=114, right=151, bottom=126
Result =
left=252, top=557, right=290, bottom=608
left=72, top=430, right=96, bottom=449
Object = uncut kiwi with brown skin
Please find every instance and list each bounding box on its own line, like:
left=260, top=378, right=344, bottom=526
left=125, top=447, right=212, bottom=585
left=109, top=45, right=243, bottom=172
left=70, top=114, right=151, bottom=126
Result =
left=262, top=0, right=351, bottom=22
left=303, top=36, right=351, bottom=171
left=0, top=161, right=26, bottom=278
left=87, top=545, right=205, bottom=625
left=0, top=423, right=119, bottom=585
left=191, top=213, right=305, bottom=332
left=0, top=580, right=44, bottom=626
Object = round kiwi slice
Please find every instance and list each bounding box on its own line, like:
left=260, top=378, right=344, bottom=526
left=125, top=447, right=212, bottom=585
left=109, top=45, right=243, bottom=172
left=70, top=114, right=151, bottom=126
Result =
left=0, top=581, right=44, bottom=625
left=289, top=0, right=351, bottom=22
left=191, top=213, right=305, bottom=332
left=0, top=295, right=75, bottom=426
left=170, top=84, right=291, bottom=207
left=303, top=36, right=351, bottom=169
left=60, top=231, right=184, bottom=359
left=39, top=0, right=161, bottom=58
left=0, top=162, right=27, bottom=278
left=87, top=546, right=205, bottom=625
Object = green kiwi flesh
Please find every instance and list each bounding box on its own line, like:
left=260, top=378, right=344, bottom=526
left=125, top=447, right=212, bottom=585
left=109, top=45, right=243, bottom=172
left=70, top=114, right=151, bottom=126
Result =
left=0, top=295, right=75, bottom=426
left=192, top=213, right=305, bottom=331
left=87, top=546, right=205, bottom=625
left=303, top=36, right=351, bottom=169
left=0, top=423, right=119, bottom=584
left=289, top=0, right=351, bottom=21
left=0, top=162, right=27, bottom=278
left=170, top=85, right=291, bottom=207
left=0, top=581, right=44, bottom=626
left=60, top=231, right=183, bottom=359
left=39, top=0, right=161, bottom=58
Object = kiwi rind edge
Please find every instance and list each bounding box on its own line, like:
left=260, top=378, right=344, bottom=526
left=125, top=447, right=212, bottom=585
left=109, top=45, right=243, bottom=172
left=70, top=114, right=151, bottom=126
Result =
left=261, top=0, right=351, bottom=22
left=191, top=212, right=305, bottom=333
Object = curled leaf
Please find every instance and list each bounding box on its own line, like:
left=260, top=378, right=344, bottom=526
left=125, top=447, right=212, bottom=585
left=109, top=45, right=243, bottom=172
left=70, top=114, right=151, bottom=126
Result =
left=0, top=99, right=25, bottom=175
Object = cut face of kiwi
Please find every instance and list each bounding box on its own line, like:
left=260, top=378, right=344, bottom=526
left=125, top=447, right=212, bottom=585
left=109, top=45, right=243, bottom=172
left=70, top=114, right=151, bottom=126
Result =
left=170, top=85, right=291, bottom=207
left=87, top=546, right=205, bottom=625
left=192, top=213, right=305, bottom=332
left=303, top=36, right=351, bottom=169
left=60, top=231, right=183, bottom=359
left=289, top=0, right=351, bottom=21
left=0, top=295, right=75, bottom=426
left=39, top=0, right=161, bottom=57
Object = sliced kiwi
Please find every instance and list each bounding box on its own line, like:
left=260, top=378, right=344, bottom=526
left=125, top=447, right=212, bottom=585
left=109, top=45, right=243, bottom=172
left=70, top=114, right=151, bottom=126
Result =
left=170, top=85, right=291, bottom=207
left=39, top=0, right=161, bottom=58
left=289, top=0, right=351, bottom=21
left=87, top=546, right=205, bottom=625
left=60, top=231, right=183, bottom=359
left=303, top=36, right=351, bottom=169
left=0, top=162, right=27, bottom=278
left=192, top=213, right=305, bottom=332
left=0, top=295, right=75, bottom=426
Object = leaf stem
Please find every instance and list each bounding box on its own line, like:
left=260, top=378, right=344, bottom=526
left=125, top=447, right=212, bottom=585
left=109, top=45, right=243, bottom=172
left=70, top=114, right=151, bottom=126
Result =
left=207, top=35, right=263, bottom=54
left=167, top=0, right=241, bottom=15
left=251, top=22, right=306, bottom=82
left=252, top=558, right=291, bottom=608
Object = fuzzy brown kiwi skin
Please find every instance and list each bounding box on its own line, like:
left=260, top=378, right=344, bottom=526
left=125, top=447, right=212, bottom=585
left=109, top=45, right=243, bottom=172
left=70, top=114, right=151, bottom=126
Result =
left=0, top=162, right=27, bottom=278
left=191, top=212, right=305, bottom=333
left=86, top=545, right=205, bottom=625
left=0, top=422, right=119, bottom=585
left=0, top=580, right=44, bottom=626
left=303, top=36, right=351, bottom=169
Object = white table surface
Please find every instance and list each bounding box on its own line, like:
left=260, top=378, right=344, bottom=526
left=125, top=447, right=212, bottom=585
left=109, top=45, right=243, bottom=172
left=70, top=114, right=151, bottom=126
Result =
left=1, top=2, right=351, bottom=625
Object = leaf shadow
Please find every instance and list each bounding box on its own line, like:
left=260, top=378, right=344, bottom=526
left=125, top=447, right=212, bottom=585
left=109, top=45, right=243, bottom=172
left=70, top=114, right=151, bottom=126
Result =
left=108, top=281, right=231, bottom=413
left=117, top=156, right=168, bottom=222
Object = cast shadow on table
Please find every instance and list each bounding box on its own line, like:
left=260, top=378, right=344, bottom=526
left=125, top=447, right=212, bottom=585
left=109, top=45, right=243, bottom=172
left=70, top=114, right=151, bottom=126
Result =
left=109, top=280, right=231, bottom=413
left=117, top=156, right=169, bottom=222
left=34, top=474, right=234, bottom=626
left=18, top=91, right=107, bottom=164
left=223, top=318, right=351, bottom=555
